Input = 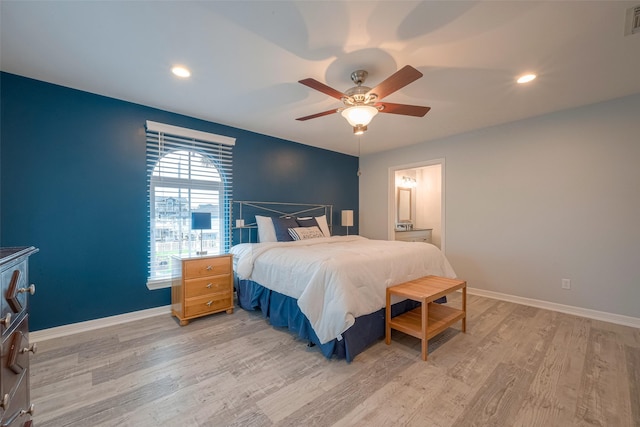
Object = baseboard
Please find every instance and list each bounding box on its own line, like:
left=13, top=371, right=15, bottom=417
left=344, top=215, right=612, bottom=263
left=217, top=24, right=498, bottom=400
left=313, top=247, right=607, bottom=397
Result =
left=30, top=305, right=171, bottom=343
left=30, top=289, right=640, bottom=343
left=468, top=287, right=640, bottom=329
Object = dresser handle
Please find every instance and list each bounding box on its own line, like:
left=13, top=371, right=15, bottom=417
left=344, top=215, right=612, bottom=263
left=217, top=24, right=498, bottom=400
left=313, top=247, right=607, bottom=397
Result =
left=20, top=403, right=35, bottom=416
left=0, top=393, right=9, bottom=410
left=2, top=402, right=33, bottom=426
left=21, top=343, right=37, bottom=355
left=0, top=313, right=11, bottom=327
left=206, top=283, right=213, bottom=288
left=206, top=300, right=213, bottom=307
left=206, top=265, right=213, bottom=271
left=18, top=284, right=36, bottom=295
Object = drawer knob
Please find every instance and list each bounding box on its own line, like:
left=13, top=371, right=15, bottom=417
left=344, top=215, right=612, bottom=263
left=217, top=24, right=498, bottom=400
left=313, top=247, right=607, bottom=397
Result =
left=18, top=284, right=36, bottom=295
left=206, top=300, right=213, bottom=307
left=0, top=313, right=11, bottom=327
left=21, top=343, right=37, bottom=355
left=0, top=393, right=9, bottom=410
left=206, top=283, right=213, bottom=288
left=206, top=265, right=213, bottom=271
left=20, top=403, right=35, bottom=416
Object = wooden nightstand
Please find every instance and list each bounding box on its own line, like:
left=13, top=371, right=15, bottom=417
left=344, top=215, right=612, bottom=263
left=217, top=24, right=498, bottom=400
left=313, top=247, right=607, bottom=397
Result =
left=171, top=253, right=233, bottom=326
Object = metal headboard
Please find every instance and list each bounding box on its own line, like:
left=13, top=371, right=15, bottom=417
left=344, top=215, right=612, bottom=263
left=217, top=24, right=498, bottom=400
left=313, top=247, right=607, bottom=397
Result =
left=232, top=201, right=333, bottom=244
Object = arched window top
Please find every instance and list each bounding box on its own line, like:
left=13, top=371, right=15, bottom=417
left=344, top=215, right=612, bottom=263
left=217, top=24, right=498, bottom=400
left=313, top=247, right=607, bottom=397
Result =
left=153, top=149, right=221, bottom=182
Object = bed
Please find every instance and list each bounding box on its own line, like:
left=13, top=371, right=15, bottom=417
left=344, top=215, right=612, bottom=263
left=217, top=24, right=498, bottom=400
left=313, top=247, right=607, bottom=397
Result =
left=230, top=201, right=457, bottom=362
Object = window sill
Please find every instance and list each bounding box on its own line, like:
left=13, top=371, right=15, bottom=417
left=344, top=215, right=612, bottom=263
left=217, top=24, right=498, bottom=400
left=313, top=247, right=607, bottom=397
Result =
left=147, top=278, right=171, bottom=290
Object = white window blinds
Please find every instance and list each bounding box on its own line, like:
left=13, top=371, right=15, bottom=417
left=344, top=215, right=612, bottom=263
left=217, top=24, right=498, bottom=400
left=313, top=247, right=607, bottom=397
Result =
left=145, top=121, right=235, bottom=289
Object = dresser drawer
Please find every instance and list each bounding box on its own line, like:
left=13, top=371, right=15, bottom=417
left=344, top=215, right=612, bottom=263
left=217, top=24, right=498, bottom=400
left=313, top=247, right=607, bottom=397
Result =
left=184, top=275, right=231, bottom=298
left=0, top=316, right=29, bottom=417
left=184, top=294, right=233, bottom=318
left=184, top=256, right=231, bottom=279
left=0, top=365, right=29, bottom=427
left=0, top=260, right=29, bottom=336
left=395, top=229, right=432, bottom=243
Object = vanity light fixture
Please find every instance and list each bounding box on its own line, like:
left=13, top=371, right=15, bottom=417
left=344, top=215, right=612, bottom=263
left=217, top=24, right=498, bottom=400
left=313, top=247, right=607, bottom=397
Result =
left=516, top=73, right=536, bottom=84
left=400, top=176, right=417, bottom=188
left=171, top=66, right=191, bottom=78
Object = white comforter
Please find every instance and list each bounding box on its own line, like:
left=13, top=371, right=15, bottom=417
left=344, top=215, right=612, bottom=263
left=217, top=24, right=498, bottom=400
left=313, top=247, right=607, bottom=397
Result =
left=230, top=235, right=456, bottom=344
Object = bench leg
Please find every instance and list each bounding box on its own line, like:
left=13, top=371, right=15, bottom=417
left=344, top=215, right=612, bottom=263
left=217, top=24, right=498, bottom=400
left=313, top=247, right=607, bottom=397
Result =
left=462, top=285, right=467, bottom=333
left=421, top=300, right=428, bottom=361
left=385, top=289, right=391, bottom=345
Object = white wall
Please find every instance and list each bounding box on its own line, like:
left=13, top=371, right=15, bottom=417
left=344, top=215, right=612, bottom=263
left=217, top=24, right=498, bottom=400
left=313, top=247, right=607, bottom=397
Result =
left=416, top=165, right=442, bottom=248
left=360, top=93, right=640, bottom=319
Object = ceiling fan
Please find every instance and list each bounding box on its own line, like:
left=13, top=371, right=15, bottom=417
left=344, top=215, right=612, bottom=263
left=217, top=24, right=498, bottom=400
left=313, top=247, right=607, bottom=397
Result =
left=296, top=65, right=431, bottom=135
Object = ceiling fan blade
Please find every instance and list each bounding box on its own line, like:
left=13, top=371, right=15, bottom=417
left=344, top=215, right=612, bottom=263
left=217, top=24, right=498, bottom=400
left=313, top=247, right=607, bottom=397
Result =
left=377, top=102, right=431, bottom=117
left=295, top=108, right=340, bottom=121
left=298, top=78, right=346, bottom=100
left=367, top=65, right=423, bottom=100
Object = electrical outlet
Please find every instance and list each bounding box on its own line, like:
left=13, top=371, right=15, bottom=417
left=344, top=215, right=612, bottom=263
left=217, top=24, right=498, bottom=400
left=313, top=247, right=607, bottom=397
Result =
left=562, top=279, right=571, bottom=290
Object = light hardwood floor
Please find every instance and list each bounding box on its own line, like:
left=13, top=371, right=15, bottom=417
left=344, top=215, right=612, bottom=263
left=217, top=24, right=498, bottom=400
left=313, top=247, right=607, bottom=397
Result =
left=30, top=294, right=640, bottom=427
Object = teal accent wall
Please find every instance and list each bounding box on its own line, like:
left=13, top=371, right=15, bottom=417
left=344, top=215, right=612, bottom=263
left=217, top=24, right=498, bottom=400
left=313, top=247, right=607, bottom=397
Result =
left=0, top=72, right=359, bottom=331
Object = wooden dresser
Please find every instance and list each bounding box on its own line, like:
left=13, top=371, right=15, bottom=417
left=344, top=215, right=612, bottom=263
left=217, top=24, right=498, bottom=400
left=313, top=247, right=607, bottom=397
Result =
left=1, top=246, right=38, bottom=427
left=171, top=254, right=233, bottom=326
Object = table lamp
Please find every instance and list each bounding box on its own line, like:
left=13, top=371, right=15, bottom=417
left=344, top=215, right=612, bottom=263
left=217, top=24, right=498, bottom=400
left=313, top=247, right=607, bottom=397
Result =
left=191, top=212, right=211, bottom=255
left=341, top=210, right=354, bottom=235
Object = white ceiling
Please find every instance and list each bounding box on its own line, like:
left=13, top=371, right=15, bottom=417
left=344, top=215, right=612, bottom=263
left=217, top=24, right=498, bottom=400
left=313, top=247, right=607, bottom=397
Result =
left=2, top=1, right=639, bottom=156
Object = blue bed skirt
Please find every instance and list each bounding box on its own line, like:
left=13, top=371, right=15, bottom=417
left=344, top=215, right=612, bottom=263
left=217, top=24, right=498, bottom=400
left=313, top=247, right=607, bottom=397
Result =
left=236, top=278, right=427, bottom=362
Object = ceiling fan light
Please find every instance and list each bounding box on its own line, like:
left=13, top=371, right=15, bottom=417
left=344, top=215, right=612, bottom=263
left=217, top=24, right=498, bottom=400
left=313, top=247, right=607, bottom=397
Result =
left=341, top=105, right=378, bottom=127
left=353, top=125, right=367, bottom=135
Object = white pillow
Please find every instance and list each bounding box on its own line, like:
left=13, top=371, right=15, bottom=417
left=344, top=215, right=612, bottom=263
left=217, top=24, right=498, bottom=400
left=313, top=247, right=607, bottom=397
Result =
left=256, top=215, right=277, bottom=243
left=288, top=226, right=325, bottom=241
left=315, top=214, right=331, bottom=237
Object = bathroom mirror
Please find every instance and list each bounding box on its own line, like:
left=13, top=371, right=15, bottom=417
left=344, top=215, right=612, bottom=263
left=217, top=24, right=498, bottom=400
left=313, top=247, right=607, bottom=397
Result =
left=397, top=187, right=412, bottom=222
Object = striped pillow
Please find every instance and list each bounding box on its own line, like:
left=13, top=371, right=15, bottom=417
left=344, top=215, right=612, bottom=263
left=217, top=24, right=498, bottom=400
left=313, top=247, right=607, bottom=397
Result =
left=288, top=226, right=325, bottom=241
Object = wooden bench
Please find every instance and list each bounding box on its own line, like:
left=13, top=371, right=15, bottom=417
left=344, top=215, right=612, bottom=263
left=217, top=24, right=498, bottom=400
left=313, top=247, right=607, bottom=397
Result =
left=385, top=275, right=466, bottom=361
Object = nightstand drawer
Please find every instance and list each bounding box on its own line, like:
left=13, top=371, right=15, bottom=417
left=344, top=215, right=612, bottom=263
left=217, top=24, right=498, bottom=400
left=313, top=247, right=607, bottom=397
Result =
left=184, top=275, right=231, bottom=298
left=184, top=256, right=231, bottom=279
left=184, top=294, right=233, bottom=318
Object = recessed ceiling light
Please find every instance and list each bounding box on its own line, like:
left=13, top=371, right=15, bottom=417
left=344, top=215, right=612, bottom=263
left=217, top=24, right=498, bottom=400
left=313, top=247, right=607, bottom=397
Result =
left=171, top=66, right=191, bottom=78
left=516, top=73, right=536, bottom=84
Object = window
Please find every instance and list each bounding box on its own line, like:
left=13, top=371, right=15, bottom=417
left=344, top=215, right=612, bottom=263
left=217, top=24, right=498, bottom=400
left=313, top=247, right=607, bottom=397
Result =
left=146, top=121, right=235, bottom=289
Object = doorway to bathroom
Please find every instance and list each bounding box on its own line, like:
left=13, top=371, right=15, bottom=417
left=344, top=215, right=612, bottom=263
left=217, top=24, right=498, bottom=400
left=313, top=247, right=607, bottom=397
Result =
left=388, top=159, right=445, bottom=251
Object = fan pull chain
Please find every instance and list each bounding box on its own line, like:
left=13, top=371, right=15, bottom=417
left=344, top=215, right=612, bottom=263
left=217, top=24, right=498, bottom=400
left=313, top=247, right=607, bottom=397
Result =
left=357, top=136, right=362, bottom=177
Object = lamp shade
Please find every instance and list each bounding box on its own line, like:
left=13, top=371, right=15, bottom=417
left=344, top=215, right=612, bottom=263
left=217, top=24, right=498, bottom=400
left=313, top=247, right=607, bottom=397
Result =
left=340, top=105, right=378, bottom=127
left=191, top=212, right=211, bottom=230
left=341, top=210, right=354, bottom=227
